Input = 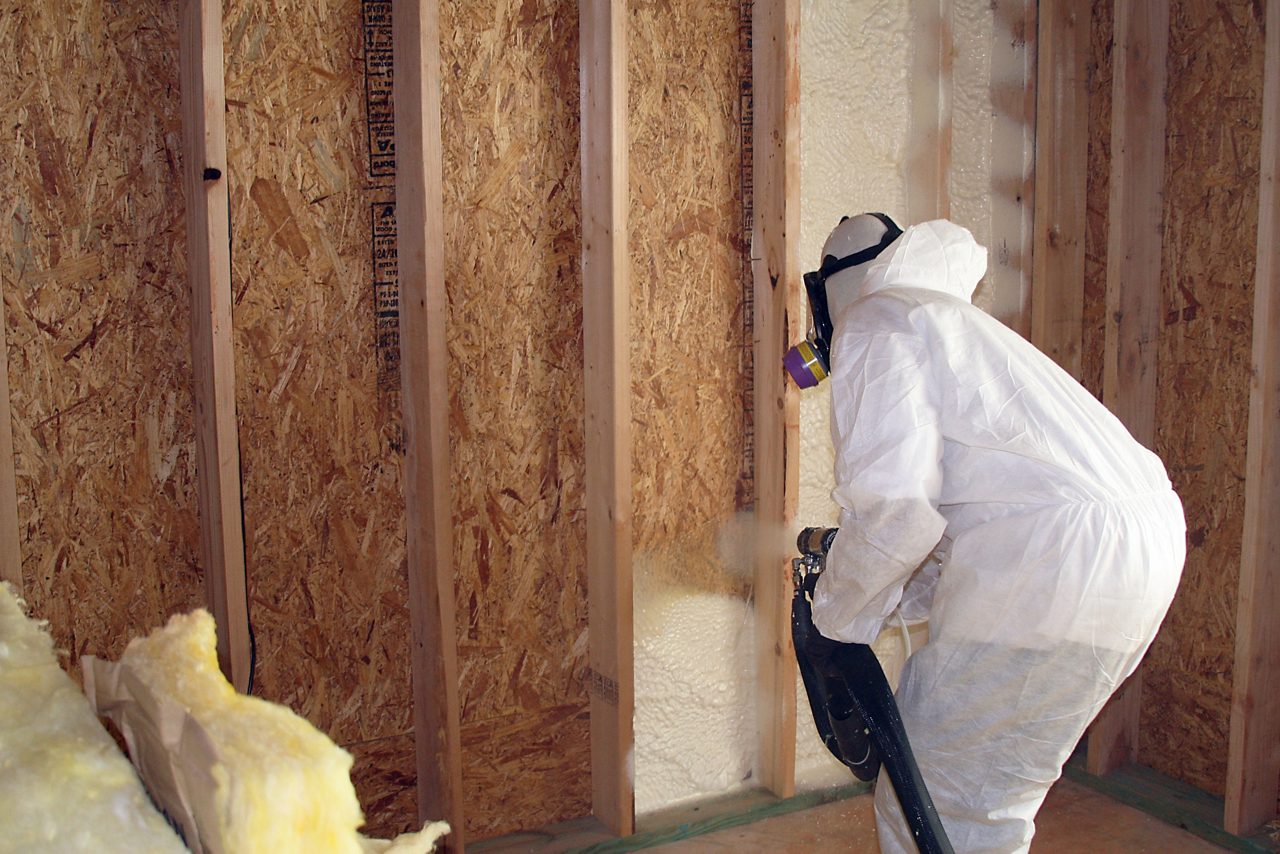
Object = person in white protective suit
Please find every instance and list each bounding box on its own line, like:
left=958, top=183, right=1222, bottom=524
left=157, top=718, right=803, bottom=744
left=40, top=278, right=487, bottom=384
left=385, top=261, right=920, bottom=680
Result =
left=807, top=215, right=1186, bottom=853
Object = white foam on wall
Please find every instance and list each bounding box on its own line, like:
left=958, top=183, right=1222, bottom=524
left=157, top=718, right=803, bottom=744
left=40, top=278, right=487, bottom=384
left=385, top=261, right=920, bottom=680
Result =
left=800, top=0, right=912, bottom=257
left=633, top=579, right=756, bottom=815
left=950, top=2, right=999, bottom=317
left=797, top=0, right=915, bottom=791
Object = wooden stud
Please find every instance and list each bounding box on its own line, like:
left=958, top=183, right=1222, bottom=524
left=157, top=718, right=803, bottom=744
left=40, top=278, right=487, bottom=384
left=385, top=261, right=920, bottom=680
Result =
left=753, top=0, right=799, bottom=799
left=987, top=0, right=1038, bottom=334
left=0, top=290, right=19, bottom=593
left=392, top=1, right=466, bottom=845
left=1088, top=0, right=1169, bottom=776
left=1031, top=0, right=1091, bottom=379
left=178, top=0, right=251, bottom=694
left=579, top=0, right=635, bottom=836
left=1224, top=0, right=1280, bottom=835
left=907, top=0, right=954, bottom=224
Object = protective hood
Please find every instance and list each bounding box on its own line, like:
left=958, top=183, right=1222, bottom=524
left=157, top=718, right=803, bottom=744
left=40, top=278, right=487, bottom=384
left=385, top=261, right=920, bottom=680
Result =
left=856, top=219, right=988, bottom=304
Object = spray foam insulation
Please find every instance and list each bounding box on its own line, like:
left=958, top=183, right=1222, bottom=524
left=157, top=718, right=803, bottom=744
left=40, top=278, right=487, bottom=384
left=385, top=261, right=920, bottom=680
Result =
left=1139, top=0, right=1263, bottom=797
left=948, top=0, right=995, bottom=277
left=796, top=0, right=915, bottom=790
left=633, top=584, right=754, bottom=814
left=0, top=2, right=206, bottom=665
left=436, top=0, right=590, bottom=837
left=0, top=582, right=187, bottom=853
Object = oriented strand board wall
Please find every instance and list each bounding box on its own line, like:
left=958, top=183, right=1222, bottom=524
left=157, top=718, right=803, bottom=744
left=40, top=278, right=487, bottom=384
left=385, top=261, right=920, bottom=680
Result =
left=1084, top=0, right=1262, bottom=798
left=629, top=0, right=746, bottom=595
left=438, top=0, right=591, bottom=839
left=1, top=1, right=749, bottom=840
left=1138, top=0, right=1264, bottom=797
left=0, top=4, right=205, bottom=662
left=220, top=0, right=415, bottom=836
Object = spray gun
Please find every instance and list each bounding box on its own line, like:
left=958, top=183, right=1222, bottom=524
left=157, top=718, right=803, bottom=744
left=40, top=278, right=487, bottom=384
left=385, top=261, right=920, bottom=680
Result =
left=793, top=526, right=840, bottom=589
left=791, top=527, right=955, bottom=854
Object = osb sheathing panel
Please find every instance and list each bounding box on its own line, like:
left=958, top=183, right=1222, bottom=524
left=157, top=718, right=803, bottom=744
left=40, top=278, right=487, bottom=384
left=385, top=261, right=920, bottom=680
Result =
left=1081, top=0, right=1112, bottom=400
left=438, top=0, right=591, bottom=838
left=0, top=3, right=205, bottom=662
left=1138, top=0, right=1263, bottom=797
left=628, top=0, right=746, bottom=596
left=349, top=733, right=417, bottom=840
left=220, top=0, right=414, bottom=829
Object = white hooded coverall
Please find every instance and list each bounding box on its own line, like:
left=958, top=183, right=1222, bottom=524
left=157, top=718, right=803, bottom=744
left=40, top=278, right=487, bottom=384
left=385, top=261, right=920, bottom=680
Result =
left=810, top=220, right=1186, bottom=853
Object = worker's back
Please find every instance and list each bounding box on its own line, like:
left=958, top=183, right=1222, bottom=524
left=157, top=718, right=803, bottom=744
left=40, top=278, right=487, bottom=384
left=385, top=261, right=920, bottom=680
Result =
left=844, top=286, right=1174, bottom=508
left=826, top=220, right=1185, bottom=651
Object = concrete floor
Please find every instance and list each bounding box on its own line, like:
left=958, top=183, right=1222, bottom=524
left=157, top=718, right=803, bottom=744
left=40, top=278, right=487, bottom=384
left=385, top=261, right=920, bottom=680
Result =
left=645, top=778, right=1228, bottom=853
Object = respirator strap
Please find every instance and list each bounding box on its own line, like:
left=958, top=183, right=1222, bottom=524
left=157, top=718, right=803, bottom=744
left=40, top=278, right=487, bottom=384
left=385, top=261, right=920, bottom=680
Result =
left=818, top=212, right=904, bottom=279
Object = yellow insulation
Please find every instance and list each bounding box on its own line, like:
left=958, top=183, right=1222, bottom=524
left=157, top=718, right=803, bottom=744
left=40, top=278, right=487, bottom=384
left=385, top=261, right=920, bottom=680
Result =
left=83, top=609, right=447, bottom=854
left=0, top=582, right=187, bottom=854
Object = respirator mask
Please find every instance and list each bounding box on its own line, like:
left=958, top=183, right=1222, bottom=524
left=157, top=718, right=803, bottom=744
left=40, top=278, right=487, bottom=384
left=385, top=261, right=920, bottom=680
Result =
left=783, top=212, right=903, bottom=389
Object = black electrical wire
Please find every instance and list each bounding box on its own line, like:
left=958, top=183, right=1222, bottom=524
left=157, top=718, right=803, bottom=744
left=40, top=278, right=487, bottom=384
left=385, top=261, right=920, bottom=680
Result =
left=223, top=175, right=256, bottom=697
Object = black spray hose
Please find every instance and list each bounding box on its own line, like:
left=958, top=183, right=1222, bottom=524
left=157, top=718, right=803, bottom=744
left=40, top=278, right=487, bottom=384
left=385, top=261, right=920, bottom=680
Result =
left=828, top=641, right=954, bottom=854
left=792, top=570, right=954, bottom=854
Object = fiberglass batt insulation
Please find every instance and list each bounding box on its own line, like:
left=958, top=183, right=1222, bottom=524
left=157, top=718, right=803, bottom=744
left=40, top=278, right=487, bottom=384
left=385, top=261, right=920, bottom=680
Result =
left=83, top=608, right=448, bottom=854
left=0, top=581, right=188, bottom=854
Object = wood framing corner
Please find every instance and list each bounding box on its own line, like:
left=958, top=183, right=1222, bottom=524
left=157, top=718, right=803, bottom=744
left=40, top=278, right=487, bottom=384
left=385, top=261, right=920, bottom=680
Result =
left=579, top=0, right=635, bottom=837
left=752, top=0, right=799, bottom=799
left=1031, top=0, right=1091, bottom=379
left=1088, top=0, right=1170, bottom=776
left=907, top=0, right=954, bottom=225
left=987, top=0, right=1037, bottom=335
left=1224, top=0, right=1280, bottom=835
left=177, top=0, right=251, bottom=694
left=391, top=1, right=466, bottom=846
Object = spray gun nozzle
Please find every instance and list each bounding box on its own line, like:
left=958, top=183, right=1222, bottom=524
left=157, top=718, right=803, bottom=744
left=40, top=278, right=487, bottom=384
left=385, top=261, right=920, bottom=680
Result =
left=794, top=527, right=839, bottom=593
left=797, top=527, right=839, bottom=557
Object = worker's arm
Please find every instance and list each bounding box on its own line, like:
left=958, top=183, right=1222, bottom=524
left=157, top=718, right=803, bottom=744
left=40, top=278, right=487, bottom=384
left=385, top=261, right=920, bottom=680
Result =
left=812, top=319, right=948, bottom=644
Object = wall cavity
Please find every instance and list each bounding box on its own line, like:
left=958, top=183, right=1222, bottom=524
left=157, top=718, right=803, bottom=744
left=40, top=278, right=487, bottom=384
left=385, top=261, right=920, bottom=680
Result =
left=634, top=577, right=756, bottom=814
left=798, top=0, right=914, bottom=788
left=796, top=0, right=1031, bottom=790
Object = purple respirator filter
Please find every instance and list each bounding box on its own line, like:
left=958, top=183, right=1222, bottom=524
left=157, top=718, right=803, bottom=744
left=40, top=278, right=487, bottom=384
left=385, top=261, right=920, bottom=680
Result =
left=783, top=339, right=828, bottom=389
